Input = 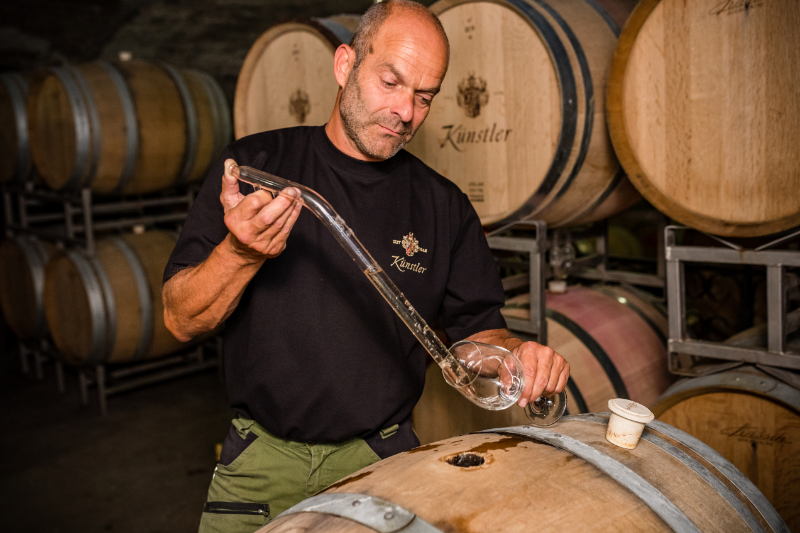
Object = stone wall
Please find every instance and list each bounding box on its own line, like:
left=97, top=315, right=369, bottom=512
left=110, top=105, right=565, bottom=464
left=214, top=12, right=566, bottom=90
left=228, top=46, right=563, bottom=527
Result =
left=1, top=0, right=435, bottom=104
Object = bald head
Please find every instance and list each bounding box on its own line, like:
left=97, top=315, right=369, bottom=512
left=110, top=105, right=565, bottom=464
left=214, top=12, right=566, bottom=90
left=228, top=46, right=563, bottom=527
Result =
left=350, top=0, right=450, bottom=72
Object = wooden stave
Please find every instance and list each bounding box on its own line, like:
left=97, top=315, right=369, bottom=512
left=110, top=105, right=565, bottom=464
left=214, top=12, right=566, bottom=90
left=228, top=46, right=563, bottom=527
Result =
left=0, top=73, right=33, bottom=184
left=408, top=0, right=638, bottom=228
left=43, top=231, right=185, bottom=366
left=412, top=284, right=673, bottom=445
left=0, top=236, right=55, bottom=342
left=652, top=367, right=800, bottom=532
left=523, top=0, right=640, bottom=227
left=606, top=0, right=800, bottom=238
left=27, top=61, right=228, bottom=195
left=414, top=0, right=576, bottom=226
left=233, top=16, right=359, bottom=139
left=261, top=417, right=786, bottom=533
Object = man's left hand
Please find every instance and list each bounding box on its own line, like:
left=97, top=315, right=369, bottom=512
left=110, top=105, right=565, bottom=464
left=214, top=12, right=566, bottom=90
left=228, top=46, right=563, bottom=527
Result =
left=511, top=340, right=569, bottom=408
left=464, top=329, right=569, bottom=408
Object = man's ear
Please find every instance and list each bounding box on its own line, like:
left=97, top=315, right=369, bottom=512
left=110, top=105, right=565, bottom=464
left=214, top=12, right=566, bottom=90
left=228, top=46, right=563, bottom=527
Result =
left=333, top=44, right=356, bottom=88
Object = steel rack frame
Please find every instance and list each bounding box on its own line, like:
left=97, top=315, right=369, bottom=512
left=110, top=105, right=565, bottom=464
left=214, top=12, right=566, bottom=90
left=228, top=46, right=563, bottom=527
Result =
left=3, top=183, right=196, bottom=253
left=2, top=183, right=217, bottom=409
left=77, top=337, right=222, bottom=416
left=556, top=211, right=667, bottom=290
left=487, top=220, right=548, bottom=345
left=666, top=225, right=800, bottom=374
left=18, top=338, right=66, bottom=393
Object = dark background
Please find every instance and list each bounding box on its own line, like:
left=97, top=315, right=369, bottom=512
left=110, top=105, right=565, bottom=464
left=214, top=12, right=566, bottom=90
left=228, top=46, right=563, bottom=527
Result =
left=0, top=0, right=431, bottom=104
left=0, top=1, right=403, bottom=532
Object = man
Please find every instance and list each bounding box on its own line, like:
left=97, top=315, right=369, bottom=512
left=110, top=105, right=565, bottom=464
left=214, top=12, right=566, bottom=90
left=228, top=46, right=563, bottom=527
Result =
left=163, top=1, right=569, bottom=531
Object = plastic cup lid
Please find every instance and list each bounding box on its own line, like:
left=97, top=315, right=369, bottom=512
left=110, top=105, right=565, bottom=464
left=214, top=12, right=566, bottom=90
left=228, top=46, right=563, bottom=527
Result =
left=608, top=398, right=654, bottom=423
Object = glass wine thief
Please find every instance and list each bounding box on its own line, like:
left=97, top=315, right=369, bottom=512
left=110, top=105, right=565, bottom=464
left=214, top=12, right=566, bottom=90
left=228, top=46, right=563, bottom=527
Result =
left=232, top=165, right=564, bottom=421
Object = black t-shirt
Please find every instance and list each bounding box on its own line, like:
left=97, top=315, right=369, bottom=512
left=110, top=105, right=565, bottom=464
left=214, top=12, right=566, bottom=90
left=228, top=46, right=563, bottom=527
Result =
left=164, top=126, right=506, bottom=444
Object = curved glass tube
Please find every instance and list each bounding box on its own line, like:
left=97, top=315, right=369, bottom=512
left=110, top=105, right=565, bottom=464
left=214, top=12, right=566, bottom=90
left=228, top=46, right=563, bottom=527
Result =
left=233, top=165, right=523, bottom=410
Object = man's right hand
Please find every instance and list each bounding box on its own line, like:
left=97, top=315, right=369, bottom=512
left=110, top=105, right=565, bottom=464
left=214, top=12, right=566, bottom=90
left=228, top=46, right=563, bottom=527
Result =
left=221, top=158, right=303, bottom=262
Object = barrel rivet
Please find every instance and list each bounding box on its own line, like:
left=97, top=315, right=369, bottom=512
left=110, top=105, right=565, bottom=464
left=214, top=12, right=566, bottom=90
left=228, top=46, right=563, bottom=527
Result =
left=352, top=500, right=361, bottom=507
left=384, top=511, right=395, bottom=520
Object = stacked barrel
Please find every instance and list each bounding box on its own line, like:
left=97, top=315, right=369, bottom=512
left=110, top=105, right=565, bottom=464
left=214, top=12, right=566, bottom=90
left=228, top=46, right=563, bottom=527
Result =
left=406, top=0, right=641, bottom=228
left=28, top=60, right=230, bottom=195
left=234, top=16, right=361, bottom=138
left=0, top=59, right=231, bottom=372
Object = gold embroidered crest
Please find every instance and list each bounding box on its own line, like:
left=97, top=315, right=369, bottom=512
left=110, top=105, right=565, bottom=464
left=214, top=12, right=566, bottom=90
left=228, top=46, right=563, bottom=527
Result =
left=393, top=233, right=428, bottom=257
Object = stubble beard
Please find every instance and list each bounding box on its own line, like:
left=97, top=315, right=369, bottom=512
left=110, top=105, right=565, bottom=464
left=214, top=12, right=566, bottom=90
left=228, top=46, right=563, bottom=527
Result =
left=338, top=68, right=415, bottom=160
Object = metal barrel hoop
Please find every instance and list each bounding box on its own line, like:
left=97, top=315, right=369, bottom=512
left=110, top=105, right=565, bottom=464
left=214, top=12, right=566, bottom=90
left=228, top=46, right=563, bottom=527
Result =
left=109, top=238, right=152, bottom=362
left=97, top=61, right=138, bottom=195
left=276, top=493, right=443, bottom=533
left=482, top=425, right=702, bottom=533
left=160, top=63, right=198, bottom=186
left=86, top=254, right=117, bottom=361
left=311, top=17, right=355, bottom=47
left=195, top=70, right=231, bottom=157
left=67, top=250, right=109, bottom=364
left=568, top=413, right=769, bottom=533
left=51, top=67, right=92, bottom=190
left=1, top=73, right=31, bottom=182
left=570, top=412, right=790, bottom=533
left=14, top=236, right=47, bottom=339
left=65, top=65, right=102, bottom=186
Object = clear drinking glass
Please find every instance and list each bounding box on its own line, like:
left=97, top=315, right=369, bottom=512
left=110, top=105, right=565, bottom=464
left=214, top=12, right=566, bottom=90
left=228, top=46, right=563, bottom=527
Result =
left=445, top=341, right=525, bottom=410
left=523, top=389, right=567, bottom=426
left=448, top=340, right=567, bottom=425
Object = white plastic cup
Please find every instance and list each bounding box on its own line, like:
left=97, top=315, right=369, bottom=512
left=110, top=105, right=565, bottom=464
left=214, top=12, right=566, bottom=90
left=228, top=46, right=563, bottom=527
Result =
left=605, top=398, right=654, bottom=449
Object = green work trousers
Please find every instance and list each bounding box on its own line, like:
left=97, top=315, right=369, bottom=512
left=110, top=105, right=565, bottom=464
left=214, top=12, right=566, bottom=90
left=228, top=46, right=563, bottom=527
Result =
left=198, top=417, right=381, bottom=533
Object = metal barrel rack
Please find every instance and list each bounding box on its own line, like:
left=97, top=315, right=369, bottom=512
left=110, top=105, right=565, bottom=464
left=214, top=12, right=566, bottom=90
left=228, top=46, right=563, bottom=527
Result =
left=665, top=225, right=800, bottom=376
left=487, top=220, right=548, bottom=345
left=1, top=182, right=223, bottom=414
left=486, top=210, right=668, bottom=347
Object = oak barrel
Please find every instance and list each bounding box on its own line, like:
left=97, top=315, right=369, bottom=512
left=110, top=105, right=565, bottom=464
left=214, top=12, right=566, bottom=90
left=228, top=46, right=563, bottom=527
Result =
left=260, top=416, right=788, bottom=532
left=43, top=231, right=185, bottom=366
left=27, top=60, right=231, bottom=195
left=652, top=366, right=800, bottom=532
left=234, top=15, right=360, bottom=139
left=406, top=0, right=641, bottom=228
left=0, top=73, right=33, bottom=184
left=413, top=284, right=673, bottom=444
left=0, top=236, right=55, bottom=341
left=606, top=0, right=800, bottom=237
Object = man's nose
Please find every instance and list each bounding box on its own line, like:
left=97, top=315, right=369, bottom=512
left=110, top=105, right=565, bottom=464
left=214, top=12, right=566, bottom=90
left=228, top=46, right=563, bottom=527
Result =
left=391, top=91, right=414, bottom=124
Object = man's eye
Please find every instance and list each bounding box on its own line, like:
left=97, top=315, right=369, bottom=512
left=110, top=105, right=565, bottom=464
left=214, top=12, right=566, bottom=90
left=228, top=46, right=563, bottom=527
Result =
left=418, top=96, right=431, bottom=107
left=383, top=80, right=396, bottom=88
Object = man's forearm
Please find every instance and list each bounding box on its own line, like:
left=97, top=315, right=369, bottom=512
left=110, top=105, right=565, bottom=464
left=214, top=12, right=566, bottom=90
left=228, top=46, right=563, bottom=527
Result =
left=465, top=328, right=523, bottom=353
left=163, top=233, right=265, bottom=341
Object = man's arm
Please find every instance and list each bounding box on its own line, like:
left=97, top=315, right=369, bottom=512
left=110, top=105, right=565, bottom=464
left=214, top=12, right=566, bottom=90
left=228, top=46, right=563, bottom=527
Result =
left=465, top=328, right=569, bottom=408
left=163, top=159, right=303, bottom=342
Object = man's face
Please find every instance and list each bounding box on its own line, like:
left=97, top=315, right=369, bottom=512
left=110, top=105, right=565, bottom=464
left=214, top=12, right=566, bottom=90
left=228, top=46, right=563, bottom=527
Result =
left=338, top=13, right=448, bottom=160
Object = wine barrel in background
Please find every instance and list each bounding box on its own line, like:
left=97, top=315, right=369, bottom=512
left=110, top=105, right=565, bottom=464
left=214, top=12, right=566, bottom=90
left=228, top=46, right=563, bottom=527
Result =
left=0, top=236, right=56, bottom=342
left=413, top=284, right=673, bottom=444
left=262, top=417, right=787, bottom=533
left=652, top=367, right=800, bottom=532
left=407, top=0, right=640, bottom=228
left=607, top=0, right=800, bottom=237
left=0, top=73, right=33, bottom=185
left=44, top=231, right=186, bottom=366
left=234, top=15, right=360, bottom=139
left=27, top=60, right=231, bottom=195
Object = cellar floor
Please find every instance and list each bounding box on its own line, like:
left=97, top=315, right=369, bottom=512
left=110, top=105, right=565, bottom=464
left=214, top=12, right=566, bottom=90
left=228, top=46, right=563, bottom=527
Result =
left=0, top=334, right=233, bottom=533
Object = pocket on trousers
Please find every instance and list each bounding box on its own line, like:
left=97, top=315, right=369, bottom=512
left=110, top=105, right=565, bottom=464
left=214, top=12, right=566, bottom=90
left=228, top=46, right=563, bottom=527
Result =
left=220, top=424, right=259, bottom=467
left=200, top=501, right=270, bottom=533
left=204, top=501, right=270, bottom=517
